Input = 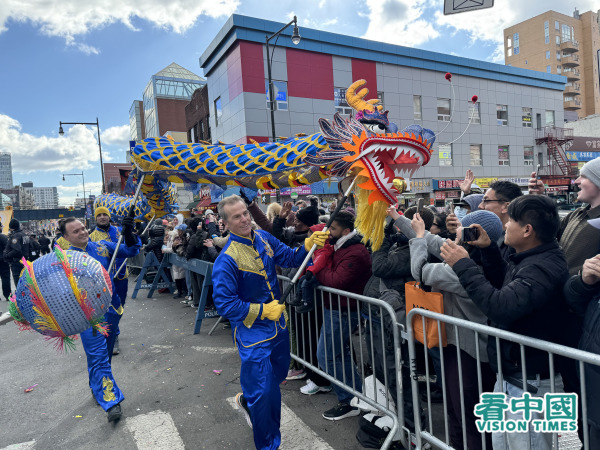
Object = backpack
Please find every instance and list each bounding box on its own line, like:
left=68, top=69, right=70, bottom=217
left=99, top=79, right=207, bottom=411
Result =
left=355, top=413, right=404, bottom=449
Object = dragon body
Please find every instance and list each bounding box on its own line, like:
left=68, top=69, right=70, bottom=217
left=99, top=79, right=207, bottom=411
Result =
left=129, top=79, right=436, bottom=249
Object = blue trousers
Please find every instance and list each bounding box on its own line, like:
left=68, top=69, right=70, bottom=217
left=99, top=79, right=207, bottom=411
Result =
left=114, top=278, right=128, bottom=336
left=237, top=324, right=290, bottom=450
left=317, top=308, right=362, bottom=403
left=80, top=308, right=124, bottom=411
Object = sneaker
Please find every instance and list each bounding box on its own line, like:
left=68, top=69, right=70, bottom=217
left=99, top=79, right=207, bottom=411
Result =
left=322, top=402, right=360, bottom=421
left=0, top=311, right=12, bottom=326
left=173, top=293, right=183, bottom=299
left=235, top=393, right=252, bottom=429
left=185, top=296, right=192, bottom=301
left=107, top=403, right=122, bottom=422
left=421, top=386, right=443, bottom=403
left=286, top=368, right=306, bottom=380
left=295, top=301, right=314, bottom=314
left=180, top=299, right=190, bottom=304
left=112, top=336, right=120, bottom=356
left=190, top=304, right=198, bottom=309
left=300, top=379, right=333, bottom=395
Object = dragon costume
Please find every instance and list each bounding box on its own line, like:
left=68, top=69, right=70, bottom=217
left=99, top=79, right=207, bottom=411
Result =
left=129, top=79, right=437, bottom=249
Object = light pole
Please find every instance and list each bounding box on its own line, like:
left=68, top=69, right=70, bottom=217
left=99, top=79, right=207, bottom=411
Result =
left=63, top=172, right=87, bottom=223
left=266, top=16, right=301, bottom=142
left=59, top=118, right=105, bottom=193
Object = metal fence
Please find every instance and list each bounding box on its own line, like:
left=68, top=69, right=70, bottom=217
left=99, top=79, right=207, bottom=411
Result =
left=279, top=275, right=408, bottom=449
left=405, top=308, right=600, bottom=450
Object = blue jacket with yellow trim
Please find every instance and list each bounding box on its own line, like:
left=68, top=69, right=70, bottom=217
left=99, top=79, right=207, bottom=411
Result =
left=89, top=225, right=128, bottom=279
left=212, top=229, right=307, bottom=347
left=70, top=237, right=141, bottom=310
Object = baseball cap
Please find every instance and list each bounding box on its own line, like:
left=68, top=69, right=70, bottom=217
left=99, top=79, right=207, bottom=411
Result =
left=205, top=209, right=215, bottom=215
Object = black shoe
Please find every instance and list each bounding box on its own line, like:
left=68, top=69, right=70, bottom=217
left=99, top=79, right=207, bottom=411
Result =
left=112, top=336, right=120, bottom=356
left=235, top=393, right=252, bottom=428
left=107, top=403, right=122, bottom=422
left=421, top=386, right=443, bottom=403
left=322, top=402, right=360, bottom=421
left=173, top=293, right=183, bottom=299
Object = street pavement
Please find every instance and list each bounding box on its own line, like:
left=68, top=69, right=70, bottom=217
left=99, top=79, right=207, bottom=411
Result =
left=0, top=281, right=368, bottom=450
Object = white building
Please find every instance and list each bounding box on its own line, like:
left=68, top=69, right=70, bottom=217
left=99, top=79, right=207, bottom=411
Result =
left=21, top=183, right=59, bottom=209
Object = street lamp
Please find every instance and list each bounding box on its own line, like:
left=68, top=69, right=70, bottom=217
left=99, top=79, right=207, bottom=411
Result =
left=266, top=16, right=301, bottom=142
left=59, top=118, right=105, bottom=193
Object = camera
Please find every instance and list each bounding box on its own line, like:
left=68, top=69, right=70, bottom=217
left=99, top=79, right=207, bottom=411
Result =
left=462, top=226, right=480, bottom=242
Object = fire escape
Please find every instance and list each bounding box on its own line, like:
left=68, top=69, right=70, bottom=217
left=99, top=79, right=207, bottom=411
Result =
left=534, top=126, right=575, bottom=179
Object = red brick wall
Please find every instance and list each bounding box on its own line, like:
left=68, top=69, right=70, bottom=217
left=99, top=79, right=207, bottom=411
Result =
left=157, top=98, right=189, bottom=135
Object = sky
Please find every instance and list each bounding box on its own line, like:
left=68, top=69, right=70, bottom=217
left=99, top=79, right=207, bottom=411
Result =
left=0, top=0, right=594, bottom=206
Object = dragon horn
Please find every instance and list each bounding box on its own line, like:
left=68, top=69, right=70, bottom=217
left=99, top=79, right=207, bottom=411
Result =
left=346, top=79, right=375, bottom=113
left=367, top=98, right=384, bottom=112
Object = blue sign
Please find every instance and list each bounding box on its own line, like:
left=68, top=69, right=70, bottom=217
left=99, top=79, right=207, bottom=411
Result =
left=565, top=151, right=600, bottom=162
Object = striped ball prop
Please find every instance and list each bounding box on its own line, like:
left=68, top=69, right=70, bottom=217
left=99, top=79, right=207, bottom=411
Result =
left=9, top=246, right=113, bottom=352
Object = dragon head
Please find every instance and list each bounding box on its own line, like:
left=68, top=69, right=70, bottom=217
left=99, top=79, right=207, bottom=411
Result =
left=304, top=79, right=436, bottom=250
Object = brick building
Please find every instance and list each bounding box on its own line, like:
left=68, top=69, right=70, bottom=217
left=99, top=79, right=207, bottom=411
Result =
left=185, top=85, right=211, bottom=143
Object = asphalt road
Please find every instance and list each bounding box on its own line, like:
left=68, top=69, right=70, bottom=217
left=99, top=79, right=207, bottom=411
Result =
left=0, top=281, right=370, bottom=450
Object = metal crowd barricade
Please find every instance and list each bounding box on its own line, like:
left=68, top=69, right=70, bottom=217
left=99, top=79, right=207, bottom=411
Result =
left=406, top=308, right=600, bottom=450
left=279, top=275, right=409, bottom=450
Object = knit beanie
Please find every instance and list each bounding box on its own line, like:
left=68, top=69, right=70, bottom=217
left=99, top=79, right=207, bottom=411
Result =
left=460, top=210, right=503, bottom=243
left=9, top=218, right=19, bottom=230
left=94, top=206, right=111, bottom=219
left=580, top=158, right=600, bottom=189
left=295, top=198, right=320, bottom=227
left=462, top=194, right=484, bottom=212
left=404, top=206, right=435, bottom=230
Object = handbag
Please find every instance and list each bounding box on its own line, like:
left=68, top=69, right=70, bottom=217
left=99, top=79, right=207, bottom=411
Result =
left=405, top=281, right=447, bottom=348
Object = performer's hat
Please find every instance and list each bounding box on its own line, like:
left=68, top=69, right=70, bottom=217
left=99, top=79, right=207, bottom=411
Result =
left=94, top=206, right=111, bottom=219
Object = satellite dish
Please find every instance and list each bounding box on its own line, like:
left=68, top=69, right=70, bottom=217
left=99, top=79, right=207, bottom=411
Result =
left=444, top=0, right=494, bottom=15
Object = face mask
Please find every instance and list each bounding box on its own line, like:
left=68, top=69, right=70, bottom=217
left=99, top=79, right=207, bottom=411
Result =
left=454, top=206, right=469, bottom=221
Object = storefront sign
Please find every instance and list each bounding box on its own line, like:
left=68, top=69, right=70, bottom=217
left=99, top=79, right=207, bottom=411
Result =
left=568, top=137, right=600, bottom=152
left=409, top=179, right=432, bottom=193
left=446, top=191, right=459, bottom=198
left=565, top=151, right=600, bottom=162
left=546, top=186, right=568, bottom=192
left=433, top=179, right=462, bottom=190
left=545, top=177, right=571, bottom=186
left=435, top=191, right=446, bottom=200
left=280, top=186, right=312, bottom=196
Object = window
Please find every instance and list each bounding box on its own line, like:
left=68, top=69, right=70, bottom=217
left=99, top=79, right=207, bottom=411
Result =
left=214, top=97, right=222, bottom=127
left=470, top=144, right=482, bottom=166
left=556, top=51, right=561, bottom=60
left=514, top=32, right=520, bottom=55
left=507, top=36, right=512, bottom=47
left=497, top=104, right=508, bottom=126
left=555, top=20, right=560, bottom=31
left=544, top=21, right=549, bottom=44
left=498, top=146, right=510, bottom=166
left=524, top=146, right=534, bottom=166
left=522, top=107, right=532, bottom=127
left=546, top=50, right=550, bottom=59
left=265, top=80, right=288, bottom=111
left=508, top=48, right=512, bottom=57
left=545, top=110, right=555, bottom=126
left=556, top=35, right=560, bottom=45
left=469, top=101, right=481, bottom=124
left=334, top=87, right=354, bottom=115
left=437, top=98, right=451, bottom=121
left=546, top=65, right=551, bottom=73
left=557, top=65, right=562, bottom=74
left=562, top=24, right=571, bottom=42
left=438, top=143, right=453, bottom=166
left=413, top=95, right=422, bottom=120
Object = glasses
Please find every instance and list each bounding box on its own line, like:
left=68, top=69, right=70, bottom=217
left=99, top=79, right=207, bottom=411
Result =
left=481, top=199, right=507, bottom=204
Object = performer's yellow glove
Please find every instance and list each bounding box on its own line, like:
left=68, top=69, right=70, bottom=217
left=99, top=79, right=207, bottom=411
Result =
left=304, top=230, right=330, bottom=252
left=261, top=300, right=286, bottom=321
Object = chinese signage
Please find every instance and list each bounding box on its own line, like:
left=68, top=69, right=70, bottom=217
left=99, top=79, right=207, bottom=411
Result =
left=568, top=137, right=600, bottom=151
left=410, top=179, right=432, bottom=193
left=475, top=177, right=529, bottom=188
left=433, top=179, right=462, bottom=190
left=565, top=151, right=600, bottom=162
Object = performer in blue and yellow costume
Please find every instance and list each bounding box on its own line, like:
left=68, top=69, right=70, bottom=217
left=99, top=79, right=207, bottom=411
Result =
left=212, top=195, right=328, bottom=450
left=59, top=216, right=141, bottom=422
left=89, top=206, right=129, bottom=355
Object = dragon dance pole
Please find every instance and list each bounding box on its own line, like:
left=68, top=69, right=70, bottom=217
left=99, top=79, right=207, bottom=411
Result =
left=107, top=171, right=146, bottom=275
left=114, top=214, right=155, bottom=277
left=279, top=175, right=359, bottom=304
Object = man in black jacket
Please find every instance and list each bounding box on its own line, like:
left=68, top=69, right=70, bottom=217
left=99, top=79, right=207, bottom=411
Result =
left=4, top=219, right=27, bottom=286
left=0, top=231, right=11, bottom=301
left=38, top=233, right=51, bottom=255
left=441, top=195, right=569, bottom=450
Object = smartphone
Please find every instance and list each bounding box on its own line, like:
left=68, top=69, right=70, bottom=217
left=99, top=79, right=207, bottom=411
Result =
left=417, top=198, right=424, bottom=214
left=536, top=164, right=541, bottom=180
left=462, top=226, right=480, bottom=242
left=291, top=205, right=299, bottom=212
left=445, top=199, right=454, bottom=214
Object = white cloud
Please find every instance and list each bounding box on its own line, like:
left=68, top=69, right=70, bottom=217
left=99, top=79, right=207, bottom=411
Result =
left=102, top=124, right=130, bottom=148
left=362, top=0, right=440, bottom=47
left=0, top=114, right=103, bottom=173
left=0, top=0, right=239, bottom=51
left=57, top=182, right=103, bottom=206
